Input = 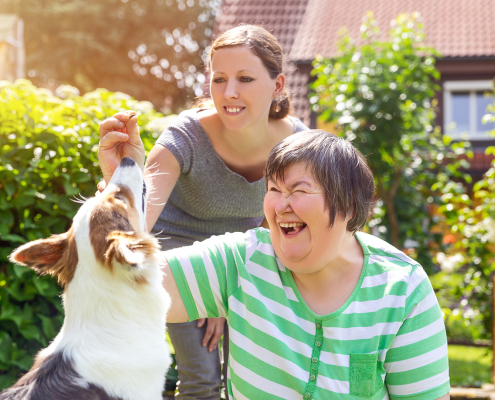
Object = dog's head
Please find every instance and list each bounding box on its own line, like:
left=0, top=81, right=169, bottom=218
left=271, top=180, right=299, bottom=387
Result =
left=9, top=157, right=160, bottom=287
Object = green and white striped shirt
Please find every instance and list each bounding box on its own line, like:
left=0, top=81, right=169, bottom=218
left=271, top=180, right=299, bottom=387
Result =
left=166, top=229, right=450, bottom=400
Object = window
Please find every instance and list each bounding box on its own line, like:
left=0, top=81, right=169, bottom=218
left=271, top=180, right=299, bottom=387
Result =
left=444, top=80, right=495, bottom=140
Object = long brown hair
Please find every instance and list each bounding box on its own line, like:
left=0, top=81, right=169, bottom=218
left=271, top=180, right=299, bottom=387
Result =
left=203, top=24, right=292, bottom=119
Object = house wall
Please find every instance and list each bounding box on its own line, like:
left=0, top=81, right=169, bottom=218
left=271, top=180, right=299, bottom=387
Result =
left=435, top=57, right=495, bottom=144
left=435, top=57, right=495, bottom=177
left=294, top=57, right=495, bottom=176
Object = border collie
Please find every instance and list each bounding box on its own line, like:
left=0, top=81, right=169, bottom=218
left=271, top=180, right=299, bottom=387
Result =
left=1, top=157, right=171, bottom=400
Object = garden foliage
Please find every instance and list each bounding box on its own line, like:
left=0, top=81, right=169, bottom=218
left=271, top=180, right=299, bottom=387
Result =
left=0, top=79, right=169, bottom=388
left=311, top=13, right=495, bottom=340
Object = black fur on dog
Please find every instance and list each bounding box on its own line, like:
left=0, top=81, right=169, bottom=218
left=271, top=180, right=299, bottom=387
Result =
left=0, top=352, right=123, bottom=400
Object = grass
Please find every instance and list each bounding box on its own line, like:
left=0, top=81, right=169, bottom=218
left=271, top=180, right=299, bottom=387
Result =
left=165, top=343, right=491, bottom=391
left=449, top=345, right=493, bottom=387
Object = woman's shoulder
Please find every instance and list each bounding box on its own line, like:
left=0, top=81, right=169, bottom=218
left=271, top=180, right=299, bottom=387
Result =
left=157, top=108, right=211, bottom=141
left=170, top=108, right=202, bottom=128
left=357, top=232, right=425, bottom=290
left=154, top=109, right=211, bottom=168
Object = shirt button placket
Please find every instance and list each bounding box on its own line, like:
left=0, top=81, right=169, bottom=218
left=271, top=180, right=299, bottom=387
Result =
left=303, top=320, right=323, bottom=399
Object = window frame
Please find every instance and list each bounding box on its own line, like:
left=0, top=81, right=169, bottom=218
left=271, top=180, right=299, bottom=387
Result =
left=443, top=80, right=494, bottom=140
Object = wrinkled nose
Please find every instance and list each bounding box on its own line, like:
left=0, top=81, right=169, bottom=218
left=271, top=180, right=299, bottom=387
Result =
left=275, top=194, right=291, bottom=216
left=120, top=157, right=136, bottom=167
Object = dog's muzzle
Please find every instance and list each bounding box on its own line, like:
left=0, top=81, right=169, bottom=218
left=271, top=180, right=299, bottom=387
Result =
left=120, top=157, right=136, bottom=168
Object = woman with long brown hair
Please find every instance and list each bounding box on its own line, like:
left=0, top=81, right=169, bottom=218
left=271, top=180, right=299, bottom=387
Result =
left=98, top=24, right=308, bottom=399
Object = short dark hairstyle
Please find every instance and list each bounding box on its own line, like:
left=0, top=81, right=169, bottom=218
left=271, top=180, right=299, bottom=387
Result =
left=264, top=130, right=375, bottom=233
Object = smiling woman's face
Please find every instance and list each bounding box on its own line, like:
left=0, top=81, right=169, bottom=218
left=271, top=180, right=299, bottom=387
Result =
left=264, top=162, right=352, bottom=275
left=209, top=46, right=283, bottom=131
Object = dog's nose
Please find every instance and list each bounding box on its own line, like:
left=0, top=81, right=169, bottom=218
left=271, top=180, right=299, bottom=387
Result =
left=120, top=157, right=136, bottom=167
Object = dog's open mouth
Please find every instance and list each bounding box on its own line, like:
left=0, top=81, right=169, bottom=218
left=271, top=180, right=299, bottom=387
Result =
left=280, top=222, right=307, bottom=236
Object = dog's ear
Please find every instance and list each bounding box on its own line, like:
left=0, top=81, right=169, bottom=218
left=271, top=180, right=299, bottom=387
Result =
left=104, top=232, right=159, bottom=270
left=9, top=228, right=78, bottom=287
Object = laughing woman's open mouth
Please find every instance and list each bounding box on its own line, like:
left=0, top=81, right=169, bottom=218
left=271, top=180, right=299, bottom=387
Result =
left=279, top=222, right=307, bottom=236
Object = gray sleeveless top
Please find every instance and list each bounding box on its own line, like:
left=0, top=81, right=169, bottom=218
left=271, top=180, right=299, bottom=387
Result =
left=153, top=108, right=309, bottom=250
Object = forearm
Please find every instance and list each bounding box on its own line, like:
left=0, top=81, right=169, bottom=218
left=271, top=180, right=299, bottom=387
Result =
left=143, top=145, right=181, bottom=232
left=161, top=255, right=189, bottom=323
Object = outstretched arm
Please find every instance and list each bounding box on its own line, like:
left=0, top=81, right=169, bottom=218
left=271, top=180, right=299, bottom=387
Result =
left=98, top=112, right=181, bottom=233
left=162, top=255, right=189, bottom=323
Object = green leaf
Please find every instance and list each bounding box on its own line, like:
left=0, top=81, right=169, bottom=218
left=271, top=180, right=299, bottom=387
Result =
left=11, top=353, right=34, bottom=371
left=19, top=324, right=40, bottom=341
left=0, top=374, right=15, bottom=391
left=0, top=332, right=13, bottom=363
left=32, top=276, right=53, bottom=296
left=38, top=314, right=58, bottom=339
left=3, top=182, right=15, bottom=197
left=13, top=264, right=31, bottom=279
left=0, top=223, right=9, bottom=236
left=34, top=131, right=58, bottom=144
left=0, top=302, right=23, bottom=327
left=62, top=181, right=80, bottom=196
left=0, top=210, right=14, bottom=227
left=1, top=234, right=27, bottom=243
left=11, top=195, right=35, bottom=208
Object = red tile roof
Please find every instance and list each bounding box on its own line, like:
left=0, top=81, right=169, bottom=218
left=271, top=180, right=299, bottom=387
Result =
left=290, top=0, right=495, bottom=61
left=214, top=0, right=310, bottom=54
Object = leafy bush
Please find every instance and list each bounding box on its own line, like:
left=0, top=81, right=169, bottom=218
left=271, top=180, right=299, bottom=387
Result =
left=311, top=12, right=471, bottom=256
left=310, top=13, right=495, bottom=341
left=0, top=79, right=169, bottom=388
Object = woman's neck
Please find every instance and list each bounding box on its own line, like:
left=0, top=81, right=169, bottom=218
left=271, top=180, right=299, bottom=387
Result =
left=199, top=108, right=289, bottom=154
left=197, top=108, right=293, bottom=182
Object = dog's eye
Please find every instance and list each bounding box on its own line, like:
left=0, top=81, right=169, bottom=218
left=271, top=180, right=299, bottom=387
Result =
left=115, top=194, right=125, bottom=202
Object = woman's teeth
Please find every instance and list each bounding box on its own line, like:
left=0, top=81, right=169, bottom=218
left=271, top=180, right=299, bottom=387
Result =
left=279, top=222, right=305, bottom=228
left=226, top=107, right=242, bottom=113
left=280, top=222, right=306, bottom=235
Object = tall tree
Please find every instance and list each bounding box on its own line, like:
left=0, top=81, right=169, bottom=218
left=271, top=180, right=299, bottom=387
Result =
left=0, top=0, right=220, bottom=111
left=311, top=13, right=471, bottom=265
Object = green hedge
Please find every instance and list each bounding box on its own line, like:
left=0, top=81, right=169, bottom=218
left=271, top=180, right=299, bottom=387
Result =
left=0, top=79, right=174, bottom=388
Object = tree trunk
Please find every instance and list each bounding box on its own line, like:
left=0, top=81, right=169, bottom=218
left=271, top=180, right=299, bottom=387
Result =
left=376, top=170, right=402, bottom=249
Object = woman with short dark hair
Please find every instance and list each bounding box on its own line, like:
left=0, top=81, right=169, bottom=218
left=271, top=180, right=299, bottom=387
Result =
left=162, top=130, right=450, bottom=400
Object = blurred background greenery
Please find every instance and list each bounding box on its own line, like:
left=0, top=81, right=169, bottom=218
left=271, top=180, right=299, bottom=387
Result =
left=0, top=0, right=221, bottom=113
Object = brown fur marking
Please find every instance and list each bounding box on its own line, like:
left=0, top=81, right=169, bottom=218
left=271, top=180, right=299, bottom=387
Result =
left=89, top=186, right=151, bottom=273
left=9, top=227, right=78, bottom=288
left=89, top=189, right=133, bottom=269
left=104, top=232, right=160, bottom=279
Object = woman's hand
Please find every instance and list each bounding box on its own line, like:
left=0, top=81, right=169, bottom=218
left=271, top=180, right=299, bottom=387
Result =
left=197, top=317, right=226, bottom=352
left=98, top=111, right=145, bottom=184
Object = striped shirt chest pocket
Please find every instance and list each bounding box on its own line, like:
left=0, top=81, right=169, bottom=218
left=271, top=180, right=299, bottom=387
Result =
left=349, top=353, right=383, bottom=397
